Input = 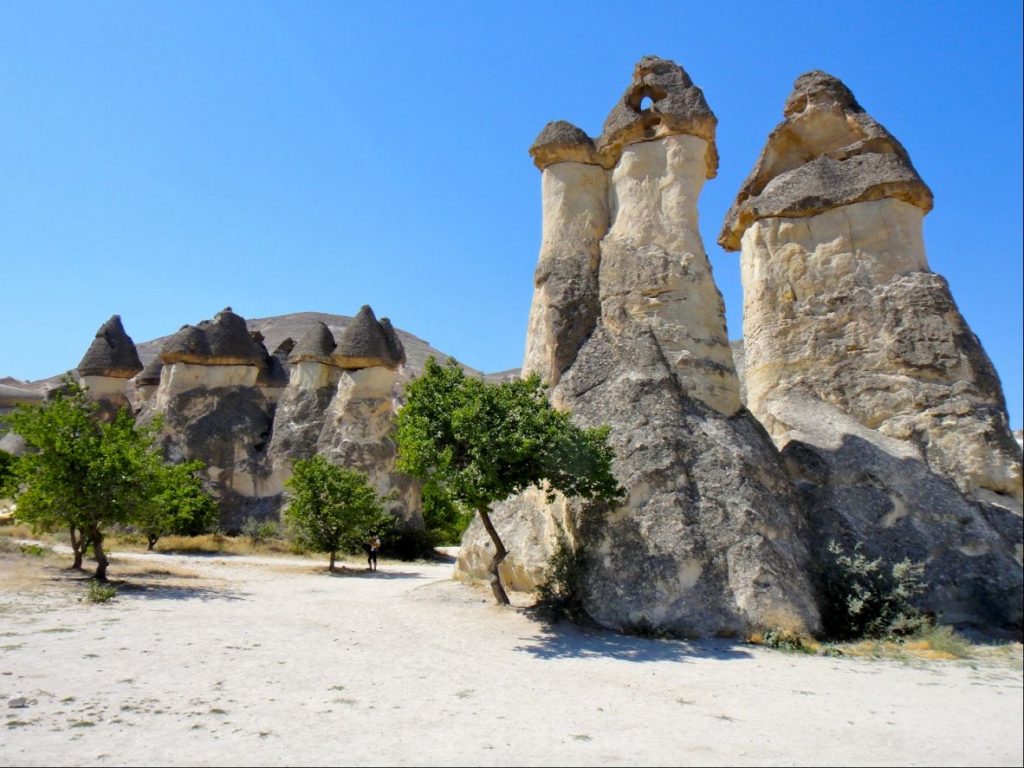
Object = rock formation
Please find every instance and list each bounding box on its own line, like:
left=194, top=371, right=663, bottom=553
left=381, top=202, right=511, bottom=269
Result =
left=459, top=57, right=821, bottom=638
left=76, top=315, right=143, bottom=411
left=720, top=72, right=1023, bottom=628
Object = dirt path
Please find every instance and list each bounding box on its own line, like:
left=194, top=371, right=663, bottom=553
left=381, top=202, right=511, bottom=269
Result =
left=1, top=549, right=1021, bottom=767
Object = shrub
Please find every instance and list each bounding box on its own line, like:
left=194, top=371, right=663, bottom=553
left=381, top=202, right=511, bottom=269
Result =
left=819, top=540, right=929, bottom=640
left=535, top=531, right=588, bottom=621
left=241, top=516, right=280, bottom=548
left=760, top=628, right=814, bottom=654
left=85, top=582, right=117, bottom=604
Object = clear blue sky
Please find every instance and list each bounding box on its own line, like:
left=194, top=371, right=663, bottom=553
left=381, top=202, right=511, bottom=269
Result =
left=2, top=1, right=1021, bottom=426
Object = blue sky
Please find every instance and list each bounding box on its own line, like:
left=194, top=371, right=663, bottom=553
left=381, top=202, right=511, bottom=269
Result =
left=1, top=1, right=1021, bottom=426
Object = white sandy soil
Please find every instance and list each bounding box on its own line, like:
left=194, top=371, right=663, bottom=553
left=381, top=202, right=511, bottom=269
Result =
left=0, top=549, right=1021, bottom=767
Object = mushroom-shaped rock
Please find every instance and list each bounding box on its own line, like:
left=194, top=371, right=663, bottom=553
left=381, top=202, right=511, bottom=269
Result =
left=76, top=315, right=143, bottom=378
left=201, top=307, right=263, bottom=365
left=160, top=324, right=212, bottom=364
left=288, top=322, right=337, bottom=365
left=718, top=71, right=933, bottom=250
left=597, top=55, right=718, bottom=175
left=332, top=306, right=402, bottom=370
left=134, top=356, right=164, bottom=386
left=529, top=121, right=600, bottom=170
left=379, top=318, right=406, bottom=369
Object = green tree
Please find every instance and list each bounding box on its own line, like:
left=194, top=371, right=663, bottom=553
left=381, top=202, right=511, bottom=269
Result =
left=284, top=456, right=392, bottom=571
left=0, top=450, right=17, bottom=498
left=395, top=358, right=623, bottom=605
left=4, top=378, right=207, bottom=580
left=420, top=480, right=473, bottom=547
left=135, top=459, right=219, bottom=550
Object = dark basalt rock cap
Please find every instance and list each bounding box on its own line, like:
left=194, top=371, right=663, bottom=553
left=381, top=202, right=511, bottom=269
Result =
left=718, top=70, right=933, bottom=250
left=77, top=315, right=144, bottom=378
left=160, top=324, right=212, bottom=364
left=529, top=121, right=601, bottom=170
left=134, top=355, right=164, bottom=386
left=379, top=318, right=407, bottom=368
left=201, top=307, right=263, bottom=365
left=288, top=321, right=337, bottom=365
left=596, top=56, right=718, bottom=175
left=332, top=305, right=402, bottom=370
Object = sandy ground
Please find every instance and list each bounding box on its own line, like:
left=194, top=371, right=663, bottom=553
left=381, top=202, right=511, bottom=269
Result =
left=0, top=548, right=1021, bottom=767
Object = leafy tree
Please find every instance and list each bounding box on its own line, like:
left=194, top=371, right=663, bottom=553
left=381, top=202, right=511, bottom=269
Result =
left=0, top=450, right=17, bottom=498
left=134, top=459, right=218, bottom=550
left=284, top=456, right=393, bottom=571
left=5, top=378, right=212, bottom=580
left=395, top=358, right=623, bottom=605
left=420, top=480, right=473, bottom=547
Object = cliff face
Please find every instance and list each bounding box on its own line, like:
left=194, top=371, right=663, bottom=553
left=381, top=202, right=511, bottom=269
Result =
left=720, top=72, right=1023, bottom=628
left=459, top=57, right=821, bottom=639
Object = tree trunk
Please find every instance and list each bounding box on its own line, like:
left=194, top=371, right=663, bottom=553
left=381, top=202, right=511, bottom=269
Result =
left=69, top=526, right=84, bottom=570
left=329, top=550, right=336, bottom=572
left=92, top=529, right=109, bottom=583
left=147, top=534, right=158, bottom=551
left=477, top=506, right=510, bottom=606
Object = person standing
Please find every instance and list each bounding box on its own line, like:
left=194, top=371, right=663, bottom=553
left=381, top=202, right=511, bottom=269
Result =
left=367, top=535, right=381, bottom=572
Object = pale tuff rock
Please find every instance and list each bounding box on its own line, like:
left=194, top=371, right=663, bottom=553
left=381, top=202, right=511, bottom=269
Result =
left=521, top=143, right=606, bottom=389
left=460, top=57, right=820, bottom=638
left=315, top=366, right=421, bottom=524
left=599, top=134, right=740, bottom=415
left=723, top=72, right=1022, bottom=629
left=724, top=71, right=1021, bottom=503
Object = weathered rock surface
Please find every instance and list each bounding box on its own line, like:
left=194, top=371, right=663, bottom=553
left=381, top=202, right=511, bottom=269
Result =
left=722, top=72, right=1023, bottom=629
left=459, top=57, right=820, bottom=638
left=770, top=391, right=1022, bottom=628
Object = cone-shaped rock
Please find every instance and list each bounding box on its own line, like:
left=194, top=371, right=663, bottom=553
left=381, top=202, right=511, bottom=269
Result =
left=333, top=305, right=402, bottom=370
left=379, top=318, right=407, bottom=368
left=160, top=324, right=212, bottom=364
left=201, top=308, right=264, bottom=365
left=77, top=315, right=143, bottom=378
left=288, top=322, right=337, bottom=365
left=721, top=71, right=1022, bottom=630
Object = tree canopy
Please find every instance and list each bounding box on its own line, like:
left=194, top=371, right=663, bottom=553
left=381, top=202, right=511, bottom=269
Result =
left=284, top=455, right=392, bottom=571
left=4, top=378, right=216, bottom=579
left=395, top=357, right=622, bottom=603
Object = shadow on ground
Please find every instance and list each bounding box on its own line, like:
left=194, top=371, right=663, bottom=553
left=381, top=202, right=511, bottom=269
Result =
left=324, top=568, right=426, bottom=580
left=112, top=581, right=247, bottom=602
left=515, top=618, right=753, bottom=663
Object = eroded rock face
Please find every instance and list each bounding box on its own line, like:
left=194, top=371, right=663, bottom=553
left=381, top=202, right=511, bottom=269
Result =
left=722, top=72, right=1023, bottom=629
left=459, top=57, right=820, bottom=638
left=77, top=315, right=143, bottom=412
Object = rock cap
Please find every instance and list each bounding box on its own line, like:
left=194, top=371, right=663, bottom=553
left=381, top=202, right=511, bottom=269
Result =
left=159, top=308, right=263, bottom=366
left=288, top=322, right=337, bottom=365
left=332, top=305, right=403, bottom=370
left=76, top=315, right=143, bottom=378
left=529, top=121, right=600, bottom=170
left=719, top=70, right=933, bottom=250
left=597, top=56, right=718, bottom=175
